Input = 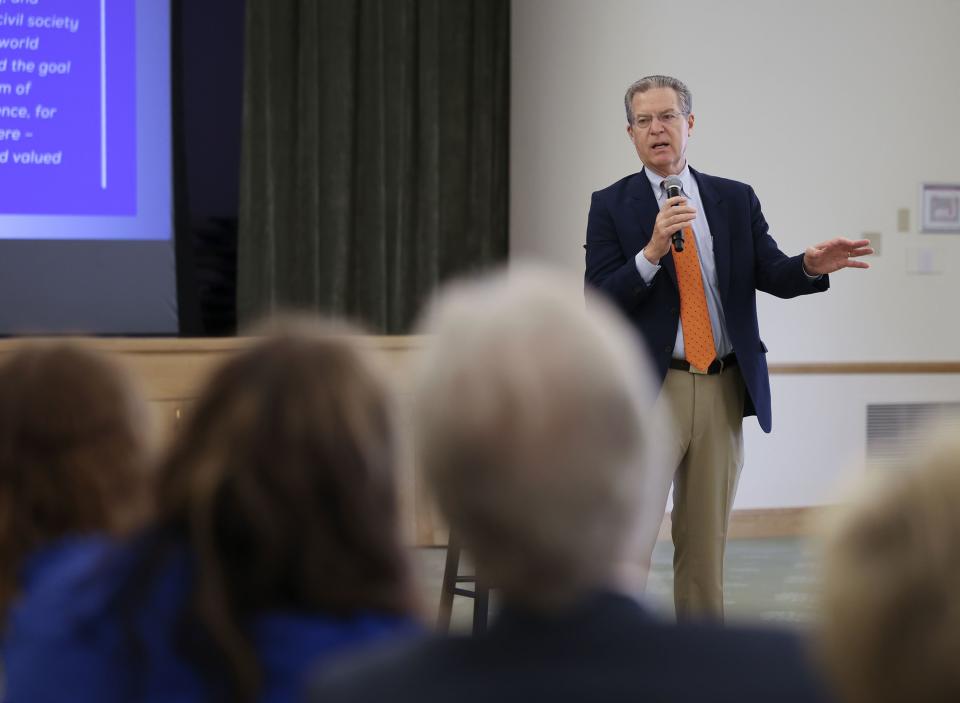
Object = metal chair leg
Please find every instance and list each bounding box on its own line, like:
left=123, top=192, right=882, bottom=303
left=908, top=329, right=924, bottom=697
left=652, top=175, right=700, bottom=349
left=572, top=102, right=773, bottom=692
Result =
left=472, top=580, right=489, bottom=634
left=437, top=534, right=489, bottom=635
left=437, top=536, right=461, bottom=631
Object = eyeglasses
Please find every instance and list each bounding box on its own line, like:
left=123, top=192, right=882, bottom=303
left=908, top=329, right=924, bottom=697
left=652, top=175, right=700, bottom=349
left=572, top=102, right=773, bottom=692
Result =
left=633, top=110, right=684, bottom=130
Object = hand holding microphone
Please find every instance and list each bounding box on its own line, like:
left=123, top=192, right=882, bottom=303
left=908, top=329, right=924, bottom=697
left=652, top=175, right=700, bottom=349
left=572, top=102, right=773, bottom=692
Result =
left=663, top=175, right=687, bottom=252
left=641, top=177, right=697, bottom=264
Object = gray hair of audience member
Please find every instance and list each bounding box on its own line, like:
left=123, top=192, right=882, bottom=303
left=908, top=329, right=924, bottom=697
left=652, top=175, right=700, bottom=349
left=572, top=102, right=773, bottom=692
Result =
left=818, top=424, right=960, bottom=703
left=412, top=266, right=657, bottom=608
left=624, top=74, right=693, bottom=123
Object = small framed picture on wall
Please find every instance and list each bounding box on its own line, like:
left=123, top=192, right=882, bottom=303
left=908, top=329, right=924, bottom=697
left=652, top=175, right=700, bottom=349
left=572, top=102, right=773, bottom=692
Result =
left=921, top=183, right=960, bottom=233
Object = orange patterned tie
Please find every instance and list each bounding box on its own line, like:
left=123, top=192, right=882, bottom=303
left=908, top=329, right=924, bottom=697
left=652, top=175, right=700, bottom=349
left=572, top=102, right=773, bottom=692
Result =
left=671, top=224, right=717, bottom=372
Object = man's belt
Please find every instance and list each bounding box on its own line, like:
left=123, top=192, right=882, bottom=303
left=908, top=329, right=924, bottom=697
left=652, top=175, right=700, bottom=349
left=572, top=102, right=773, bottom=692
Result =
left=669, top=353, right=738, bottom=375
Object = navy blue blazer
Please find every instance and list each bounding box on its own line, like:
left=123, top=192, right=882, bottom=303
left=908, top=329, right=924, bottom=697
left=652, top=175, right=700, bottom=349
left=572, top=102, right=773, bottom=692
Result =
left=585, top=167, right=829, bottom=433
left=309, top=591, right=834, bottom=703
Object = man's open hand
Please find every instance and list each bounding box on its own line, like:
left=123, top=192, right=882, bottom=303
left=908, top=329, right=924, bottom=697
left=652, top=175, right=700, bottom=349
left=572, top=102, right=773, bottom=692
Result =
left=803, top=238, right=874, bottom=276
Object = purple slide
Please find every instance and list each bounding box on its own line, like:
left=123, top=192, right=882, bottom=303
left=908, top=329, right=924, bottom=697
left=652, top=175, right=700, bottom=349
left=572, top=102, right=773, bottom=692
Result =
left=0, top=0, right=136, bottom=216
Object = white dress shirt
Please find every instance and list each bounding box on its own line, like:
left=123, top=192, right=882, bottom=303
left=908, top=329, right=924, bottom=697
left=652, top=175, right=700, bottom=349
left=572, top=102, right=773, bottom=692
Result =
left=633, top=165, right=734, bottom=361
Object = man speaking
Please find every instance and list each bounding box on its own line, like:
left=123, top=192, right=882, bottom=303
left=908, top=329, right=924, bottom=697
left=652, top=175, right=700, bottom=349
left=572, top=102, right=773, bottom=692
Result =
left=584, top=75, right=871, bottom=619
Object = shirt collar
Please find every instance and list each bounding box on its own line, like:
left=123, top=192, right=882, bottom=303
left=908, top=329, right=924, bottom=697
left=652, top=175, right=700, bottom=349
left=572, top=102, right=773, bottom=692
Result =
left=644, top=163, right=693, bottom=198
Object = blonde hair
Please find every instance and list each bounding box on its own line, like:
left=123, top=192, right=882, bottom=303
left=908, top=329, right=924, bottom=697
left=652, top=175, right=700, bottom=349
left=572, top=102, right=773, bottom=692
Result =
left=413, top=265, right=658, bottom=606
left=819, top=424, right=960, bottom=703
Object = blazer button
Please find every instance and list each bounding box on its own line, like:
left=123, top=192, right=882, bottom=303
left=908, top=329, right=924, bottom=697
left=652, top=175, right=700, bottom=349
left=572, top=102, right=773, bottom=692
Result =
left=663, top=346, right=671, bottom=354
left=670, top=307, right=678, bottom=314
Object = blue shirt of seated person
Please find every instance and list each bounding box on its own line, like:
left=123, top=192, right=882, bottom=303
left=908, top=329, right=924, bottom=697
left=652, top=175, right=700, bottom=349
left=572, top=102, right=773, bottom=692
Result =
left=3, top=532, right=421, bottom=703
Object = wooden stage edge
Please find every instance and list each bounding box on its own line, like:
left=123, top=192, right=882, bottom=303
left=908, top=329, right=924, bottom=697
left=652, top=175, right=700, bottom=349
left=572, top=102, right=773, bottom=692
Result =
left=1, top=337, right=956, bottom=545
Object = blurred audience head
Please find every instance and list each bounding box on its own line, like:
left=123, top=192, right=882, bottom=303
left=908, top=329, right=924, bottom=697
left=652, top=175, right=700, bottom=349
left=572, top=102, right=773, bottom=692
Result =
left=0, top=342, right=153, bottom=615
left=819, top=424, right=960, bottom=703
left=153, top=318, right=416, bottom=694
left=412, top=265, right=658, bottom=608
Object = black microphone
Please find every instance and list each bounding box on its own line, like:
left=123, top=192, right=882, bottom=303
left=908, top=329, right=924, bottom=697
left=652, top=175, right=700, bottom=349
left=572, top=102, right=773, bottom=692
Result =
left=663, top=175, right=685, bottom=252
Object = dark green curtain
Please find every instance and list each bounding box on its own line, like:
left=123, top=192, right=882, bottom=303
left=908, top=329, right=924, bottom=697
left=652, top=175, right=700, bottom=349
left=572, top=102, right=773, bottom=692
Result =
left=238, top=0, right=510, bottom=333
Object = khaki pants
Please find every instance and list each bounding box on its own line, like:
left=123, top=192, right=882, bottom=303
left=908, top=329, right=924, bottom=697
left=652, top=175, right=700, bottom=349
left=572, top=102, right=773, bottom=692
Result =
left=650, top=365, right=745, bottom=620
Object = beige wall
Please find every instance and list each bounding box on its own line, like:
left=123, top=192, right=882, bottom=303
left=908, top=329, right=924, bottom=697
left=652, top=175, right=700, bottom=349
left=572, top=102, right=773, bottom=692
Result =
left=511, top=0, right=960, bottom=508
left=511, top=0, right=960, bottom=362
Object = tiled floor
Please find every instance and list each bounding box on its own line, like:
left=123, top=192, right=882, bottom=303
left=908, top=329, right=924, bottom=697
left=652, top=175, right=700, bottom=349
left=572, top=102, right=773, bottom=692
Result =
left=414, top=537, right=822, bottom=632
left=646, top=538, right=822, bottom=625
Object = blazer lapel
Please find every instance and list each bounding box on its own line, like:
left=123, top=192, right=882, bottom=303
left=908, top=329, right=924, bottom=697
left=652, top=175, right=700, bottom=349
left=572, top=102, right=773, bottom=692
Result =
left=691, top=167, right=731, bottom=303
left=629, top=168, right=677, bottom=288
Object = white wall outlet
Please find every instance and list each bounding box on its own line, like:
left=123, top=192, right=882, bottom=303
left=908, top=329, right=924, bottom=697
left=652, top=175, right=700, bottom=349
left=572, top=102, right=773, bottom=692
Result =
left=906, top=246, right=943, bottom=274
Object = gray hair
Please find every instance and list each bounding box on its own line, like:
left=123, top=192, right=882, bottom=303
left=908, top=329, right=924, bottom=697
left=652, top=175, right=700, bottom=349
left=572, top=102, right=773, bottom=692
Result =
left=412, top=265, right=660, bottom=606
left=624, top=75, right=693, bottom=124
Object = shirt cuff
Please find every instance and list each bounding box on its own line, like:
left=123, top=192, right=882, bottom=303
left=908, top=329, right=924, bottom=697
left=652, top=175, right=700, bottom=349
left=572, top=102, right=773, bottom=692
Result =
left=635, top=249, right=661, bottom=285
left=801, top=260, right=823, bottom=280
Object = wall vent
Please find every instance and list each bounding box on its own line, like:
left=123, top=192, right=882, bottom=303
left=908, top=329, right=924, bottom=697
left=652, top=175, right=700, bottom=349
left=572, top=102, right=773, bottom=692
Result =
left=866, top=403, right=960, bottom=468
